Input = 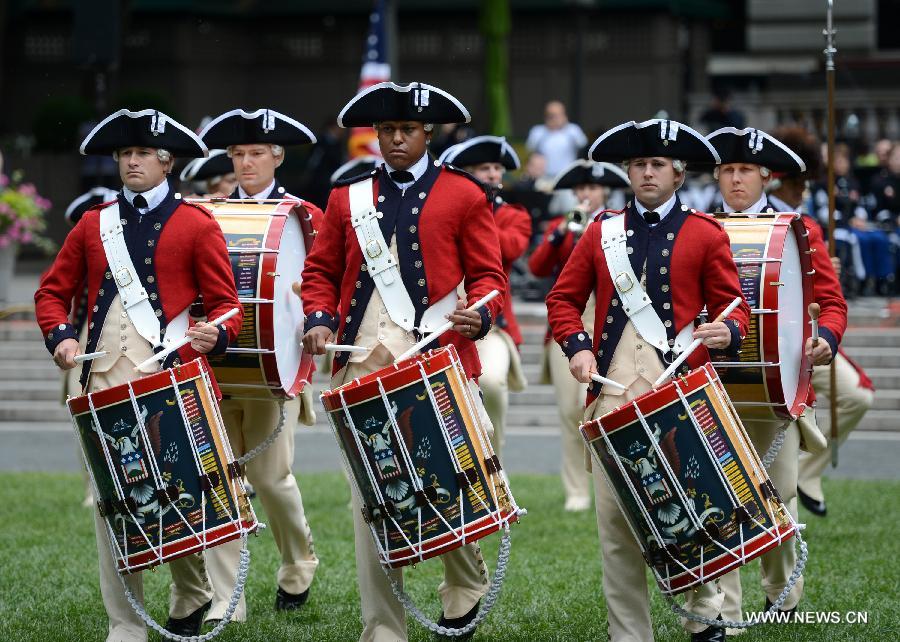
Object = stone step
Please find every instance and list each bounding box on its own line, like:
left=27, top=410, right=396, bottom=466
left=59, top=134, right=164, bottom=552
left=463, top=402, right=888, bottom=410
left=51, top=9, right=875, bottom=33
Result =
left=0, top=380, right=62, bottom=401
left=0, top=401, right=71, bottom=422
left=831, top=347, right=900, bottom=369
left=0, top=361, right=64, bottom=380
left=816, top=388, right=900, bottom=412
left=815, top=410, right=899, bottom=432
left=841, top=329, right=900, bottom=348
left=0, top=341, right=53, bottom=361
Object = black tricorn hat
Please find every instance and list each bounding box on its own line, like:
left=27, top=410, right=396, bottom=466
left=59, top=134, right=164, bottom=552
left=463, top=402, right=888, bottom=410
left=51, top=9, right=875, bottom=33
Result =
left=330, top=156, right=380, bottom=185
left=589, top=119, right=720, bottom=165
left=80, top=109, right=207, bottom=157
left=551, top=160, right=630, bottom=190
left=199, top=108, right=316, bottom=148
left=64, top=187, right=119, bottom=226
left=337, top=81, right=470, bottom=128
left=438, top=135, right=520, bottom=170
left=179, top=150, right=234, bottom=182
left=706, top=127, right=806, bottom=174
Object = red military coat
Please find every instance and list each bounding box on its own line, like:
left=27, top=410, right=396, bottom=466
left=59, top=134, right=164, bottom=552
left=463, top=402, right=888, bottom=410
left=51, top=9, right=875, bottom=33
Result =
left=528, top=215, right=578, bottom=279
left=546, top=199, right=750, bottom=404
left=35, top=191, right=243, bottom=394
left=301, top=162, right=507, bottom=380
left=493, top=200, right=532, bottom=346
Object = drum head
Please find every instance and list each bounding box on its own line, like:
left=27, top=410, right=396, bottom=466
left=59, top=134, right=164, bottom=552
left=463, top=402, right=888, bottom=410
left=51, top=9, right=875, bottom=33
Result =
left=777, top=227, right=804, bottom=413
left=274, top=212, right=309, bottom=395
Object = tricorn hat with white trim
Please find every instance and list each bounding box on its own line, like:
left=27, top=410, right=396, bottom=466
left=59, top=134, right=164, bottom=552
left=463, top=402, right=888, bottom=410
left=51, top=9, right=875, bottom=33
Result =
left=330, top=156, right=380, bottom=185
left=199, top=108, right=316, bottom=148
left=706, top=127, right=806, bottom=173
left=179, top=150, right=234, bottom=182
left=80, top=109, right=207, bottom=157
left=438, top=135, right=520, bottom=170
left=589, top=119, right=720, bottom=165
left=551, top=160, right=630, bottom=190
left=338, top=81, right=470, bottom=128
left=64, top=186, right=119, bottom=226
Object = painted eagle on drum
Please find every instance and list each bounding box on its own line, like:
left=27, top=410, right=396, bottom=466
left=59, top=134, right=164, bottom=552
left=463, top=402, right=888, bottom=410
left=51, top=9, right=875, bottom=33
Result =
left=612, top=423, right=724, bottom=546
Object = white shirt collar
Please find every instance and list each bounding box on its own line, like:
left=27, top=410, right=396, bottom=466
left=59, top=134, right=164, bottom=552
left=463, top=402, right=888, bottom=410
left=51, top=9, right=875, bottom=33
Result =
left=123, top=179, right=169, bottom=213
left=634, top=192, right=677, bottom=224
left=723, top=192, right=768, bottom=215
left=383, top=153, right=430, bottom=188
left=238, top=178, right=276, bottom=200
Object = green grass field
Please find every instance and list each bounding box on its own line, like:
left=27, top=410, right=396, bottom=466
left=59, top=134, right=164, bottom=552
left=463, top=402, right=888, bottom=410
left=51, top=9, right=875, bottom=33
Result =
left=0, top=472, right=897, bottom=641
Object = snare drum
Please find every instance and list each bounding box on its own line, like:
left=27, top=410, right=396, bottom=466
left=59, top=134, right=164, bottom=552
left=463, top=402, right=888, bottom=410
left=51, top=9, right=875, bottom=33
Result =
left=712, top=213, right=813, bottom=422
left=581, top=364, right=798, bottom=596
left=68, top=359, right=258, bottom=574
left=321, top=345, right=521, bottom=568
left=199, top=199, right=315, bottom=399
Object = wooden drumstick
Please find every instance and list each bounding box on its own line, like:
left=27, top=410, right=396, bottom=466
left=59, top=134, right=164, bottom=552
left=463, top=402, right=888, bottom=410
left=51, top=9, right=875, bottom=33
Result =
left=325, top=343, right=368, bottom=353
left=74, top=351, right=108, bottom=364
left=590, top=372, right=626, bottom=391
left=808, top=302, right=821, bottom=346
left=653, top=296, right=742, bottom=387
left=134, top=307, right=240, bottom=372
left=394, top=289, right=500, bottom=363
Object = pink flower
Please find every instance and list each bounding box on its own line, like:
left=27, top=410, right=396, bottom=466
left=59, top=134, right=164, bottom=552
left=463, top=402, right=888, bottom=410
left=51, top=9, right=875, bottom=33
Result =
left=0, top=174, right=8, bottom=187
left=0, top=236, right=9, bottom=249
left=18, top=183, right=36, bottom=197
left=20, top=232, right=32, bottom=243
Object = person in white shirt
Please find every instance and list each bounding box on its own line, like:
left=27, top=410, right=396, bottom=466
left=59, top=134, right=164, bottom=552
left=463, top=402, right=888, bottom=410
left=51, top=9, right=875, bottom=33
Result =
left=525, top=100, right=588, bottom=176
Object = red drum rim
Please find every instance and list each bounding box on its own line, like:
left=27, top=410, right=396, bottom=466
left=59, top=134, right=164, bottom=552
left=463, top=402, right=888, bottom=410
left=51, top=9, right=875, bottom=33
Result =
left=381, top=507, right=520, bottom=568
left=760, top=214, right=814, bottom=419
left=67, top=358, right=207, bottom=416
left=118, top=519, right=259, bottom=574
left=581, top=363, right=719, bottom=441
left=321, top=345, right=460, bottom=411
left=663, top=523, right=797, bottom=594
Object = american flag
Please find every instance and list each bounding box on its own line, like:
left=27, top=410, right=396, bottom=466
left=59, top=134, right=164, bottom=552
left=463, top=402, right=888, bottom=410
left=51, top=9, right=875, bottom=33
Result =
left=349, top=0, right=391, bottom=159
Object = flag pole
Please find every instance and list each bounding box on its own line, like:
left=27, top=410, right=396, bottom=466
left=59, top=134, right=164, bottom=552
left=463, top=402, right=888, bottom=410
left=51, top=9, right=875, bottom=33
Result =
left=824, top=0, right=840, bottom=468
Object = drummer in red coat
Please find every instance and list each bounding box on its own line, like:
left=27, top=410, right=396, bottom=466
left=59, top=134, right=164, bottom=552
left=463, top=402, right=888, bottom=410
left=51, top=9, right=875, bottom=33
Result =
left=35, top=109, right=242, bottom=642
left=529, top=159, right=630, bottom=513
left=704, top=125, right=850, bottom=625
left=438, top=135, right=532, bottom=458
left=302, top=81, right=507, bottom=642
left=546, top=119, right=750, bottom=642
left=197, top=108, right=322, bottom=622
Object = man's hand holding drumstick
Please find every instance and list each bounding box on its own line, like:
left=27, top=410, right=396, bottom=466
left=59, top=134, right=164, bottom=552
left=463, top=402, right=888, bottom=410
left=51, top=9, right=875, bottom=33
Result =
left=806, top=302, right=832, bottom=366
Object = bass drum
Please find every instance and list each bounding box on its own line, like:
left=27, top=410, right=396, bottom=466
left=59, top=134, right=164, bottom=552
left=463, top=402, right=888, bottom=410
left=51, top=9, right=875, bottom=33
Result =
left=198, top=199, right=315, bottom=399
left=712, top=213, right=813, bottom=422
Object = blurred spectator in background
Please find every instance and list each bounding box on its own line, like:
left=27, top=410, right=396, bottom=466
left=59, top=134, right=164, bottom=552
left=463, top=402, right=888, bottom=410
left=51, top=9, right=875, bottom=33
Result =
left=525, top=100, right=587, bottom=176
left=512, top=152, right=554, bottom=193
left=698, top=89, right=746, bottom=133
left=302, top=120, right=347, bottom=209
left=430, top=122, right=476, bottom=159
left=680, top=171, right=720, bottom=212
left=814, top=142, right=894, bottom=296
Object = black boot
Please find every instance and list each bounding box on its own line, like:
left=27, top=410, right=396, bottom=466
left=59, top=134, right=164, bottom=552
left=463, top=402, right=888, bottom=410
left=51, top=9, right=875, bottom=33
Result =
left=690, top=615, right=727, bottom=642
left=798, top=487, right=827, bottom=517
left=435, top=599, right=480, bottom=641
left=164, top=599, right=211, bottom=639
left=275, top=586, right=309, bottom=611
